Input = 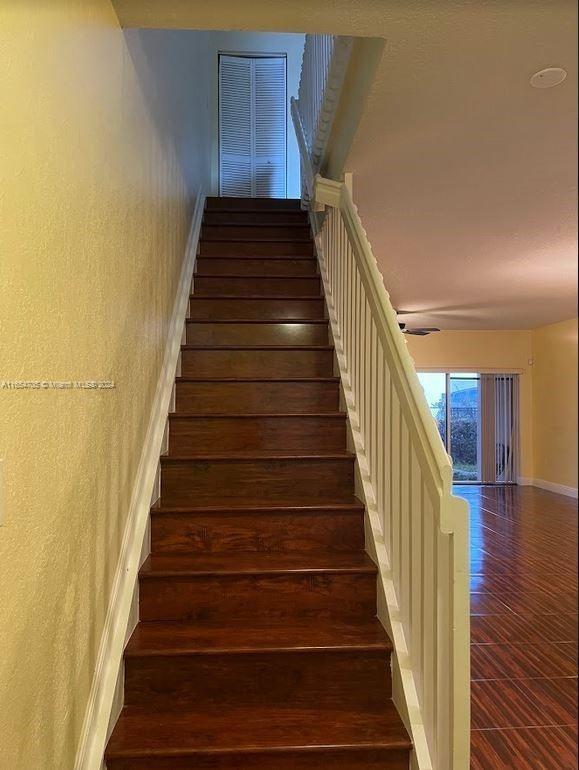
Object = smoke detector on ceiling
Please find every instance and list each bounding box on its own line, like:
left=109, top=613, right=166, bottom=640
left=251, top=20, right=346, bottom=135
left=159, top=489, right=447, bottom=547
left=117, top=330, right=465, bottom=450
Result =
left=530, top=67, right=567, bottom=88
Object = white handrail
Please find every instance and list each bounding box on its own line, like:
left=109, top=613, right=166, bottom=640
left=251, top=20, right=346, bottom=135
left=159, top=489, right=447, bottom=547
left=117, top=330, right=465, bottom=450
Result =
left=292, top=57, right=470, bottom=770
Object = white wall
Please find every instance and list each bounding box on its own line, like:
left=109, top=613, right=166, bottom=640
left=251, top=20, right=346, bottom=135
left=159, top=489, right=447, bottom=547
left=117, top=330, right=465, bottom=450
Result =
left=207, top=31, right=305, bottom=198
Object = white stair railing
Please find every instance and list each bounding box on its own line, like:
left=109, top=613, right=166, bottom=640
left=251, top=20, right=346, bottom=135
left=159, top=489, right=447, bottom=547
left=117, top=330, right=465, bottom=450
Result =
left=296, top=34, right=353, bottom=201
left=291, top=47, right=470, bottom=770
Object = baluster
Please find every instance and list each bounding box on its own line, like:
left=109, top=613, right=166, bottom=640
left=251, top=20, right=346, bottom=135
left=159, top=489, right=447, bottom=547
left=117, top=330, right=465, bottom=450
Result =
left=400, top=419, right=411, bottom=635
left=410, top=470, right=424, bottom=701
left=364, top=298, right=371, bottom=463
left=436, top=526, right=452, bottom=770
left=390, top=390, right=401, bottom=594
left=383, top=362, right=392, bottom=551
left=422, top=493, right=437, bottom=759
left=375, top=344, right=384, bottom=536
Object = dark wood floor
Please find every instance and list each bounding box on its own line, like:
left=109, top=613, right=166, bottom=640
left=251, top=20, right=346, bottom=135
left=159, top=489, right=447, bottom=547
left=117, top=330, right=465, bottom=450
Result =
left=455, top=485, right=578, bottom=769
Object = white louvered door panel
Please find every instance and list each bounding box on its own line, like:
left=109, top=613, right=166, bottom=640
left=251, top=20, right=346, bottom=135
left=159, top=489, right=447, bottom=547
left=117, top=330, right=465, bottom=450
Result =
left=253, top=57, right=287, bottom=197
left=219, top=55, right=287, bottom=197
left=219, top=56, right=252, bottom=196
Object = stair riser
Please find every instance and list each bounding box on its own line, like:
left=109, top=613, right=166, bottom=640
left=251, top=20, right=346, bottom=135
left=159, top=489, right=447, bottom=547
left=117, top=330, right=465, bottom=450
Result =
left=124, top=651, right=391, bottom=709
left=160, top=458, right=354, bottom=506
left=151, top=510, right=364, bottom=553
left=188, top=297, right=325, bottom=320
left=206, top=197, right=302, bottom=211
left=194, top=276, right=321, bottom=297
left=201, top=225, right=311, bottom=241
left=200, top=241, right=314, bottom=257
left=106, top=749, right=410, bottom=770
left=180, top=349, right=334, bottom=378
left=139, top=572, right=377, bottom=623
left=168, top=416, right=346, bottom=454
left=185, top=322, right=328, bottom=346
left=204, top=211, right=309, bottom=226
left=196, top=257, right=317, bottom=276
left=175, top=381, right=340, bottom=414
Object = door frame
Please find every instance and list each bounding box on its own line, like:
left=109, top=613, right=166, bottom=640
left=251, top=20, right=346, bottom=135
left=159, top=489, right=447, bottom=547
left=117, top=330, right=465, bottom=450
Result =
left=217, top=51, right=288, bottom=198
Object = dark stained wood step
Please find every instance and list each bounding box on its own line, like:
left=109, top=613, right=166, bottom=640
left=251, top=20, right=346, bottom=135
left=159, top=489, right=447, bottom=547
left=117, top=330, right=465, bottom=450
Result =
left=194, top=275, right=321, bottom=297
left=106, top=704, right=411, bottom=770
left=125, top=617, right=390, bottom=655
left=195, top=257, right=317, bottom=276
left=174, top=377, right=340, bottom=414
left=168, top=413, right=346, bottom=454
left=204, top=210, right=309, bottom=225
left=124, top=651, right=392, bottom=711
left=107, top=749, right=409, bottom=770
left=200, top=240, right=314, bottom=257
left=201, top=224, right=311, bottom=241
left=140, top=550, right=374, bottom=577
left=124, top=619, right=391, bottom=709
left=206, top=196, right=302, bottom=210
left=160, top=453, right=354, bottom=506
left=188, top=296, right=326, bottom=320
left=151, top=501, right=364, bottom=553
left=185, top=320, right=329, bottom=346
left=139, top=551, right=377, bottom=623
left=180, top=346, right=334, bottom=378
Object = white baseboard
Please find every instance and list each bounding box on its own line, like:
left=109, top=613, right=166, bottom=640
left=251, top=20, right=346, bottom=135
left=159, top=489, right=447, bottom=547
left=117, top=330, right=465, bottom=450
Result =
left=532, top=478, right=578, bottom=499
left=74, top=189, right=205, bottom=770
left=517, top=477, right=534, bottom=486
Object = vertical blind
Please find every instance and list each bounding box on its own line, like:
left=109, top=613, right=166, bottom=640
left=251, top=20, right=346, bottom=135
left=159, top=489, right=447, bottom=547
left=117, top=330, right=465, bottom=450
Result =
left=219, top=55, right=287, bottom=198
left=480, top=373, right=520, bottom=483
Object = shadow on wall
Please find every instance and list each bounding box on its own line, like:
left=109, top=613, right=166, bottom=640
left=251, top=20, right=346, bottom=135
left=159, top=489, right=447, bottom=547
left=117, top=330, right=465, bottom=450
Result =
left=123, top=28, right=213, bottom=202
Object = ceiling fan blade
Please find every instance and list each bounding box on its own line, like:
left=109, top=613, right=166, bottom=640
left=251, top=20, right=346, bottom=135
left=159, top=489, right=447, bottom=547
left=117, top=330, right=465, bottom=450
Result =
left=403, top=327, right=441, bottom=336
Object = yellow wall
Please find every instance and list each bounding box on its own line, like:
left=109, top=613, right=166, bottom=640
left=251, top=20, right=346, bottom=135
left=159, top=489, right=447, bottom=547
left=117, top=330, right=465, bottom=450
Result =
left=405, top=331, right=534, bottom=479
left=0, top=4, right=210, bottom=768
left=407, top=326, right=579, bottom=492
left=532, top=318, right=578, bottom=490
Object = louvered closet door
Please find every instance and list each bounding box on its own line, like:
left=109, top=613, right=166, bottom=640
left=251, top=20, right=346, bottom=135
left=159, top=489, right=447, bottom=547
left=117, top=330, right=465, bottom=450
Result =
left=219, top=55, right=287, bottom=198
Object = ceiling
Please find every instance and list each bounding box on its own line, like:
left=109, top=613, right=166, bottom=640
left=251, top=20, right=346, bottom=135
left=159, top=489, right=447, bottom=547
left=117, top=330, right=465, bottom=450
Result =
left=115, top=0, right=577, bottom=329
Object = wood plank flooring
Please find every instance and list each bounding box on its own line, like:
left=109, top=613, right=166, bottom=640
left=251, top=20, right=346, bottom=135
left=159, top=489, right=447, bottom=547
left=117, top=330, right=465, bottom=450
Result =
left=455, top=485, right=578, bottom=769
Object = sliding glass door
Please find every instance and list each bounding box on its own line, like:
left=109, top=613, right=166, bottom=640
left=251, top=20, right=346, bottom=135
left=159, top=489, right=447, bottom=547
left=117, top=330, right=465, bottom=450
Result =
left=449, top=373, right=480, bottom=481
left=418, top=371, right=519, bottom=483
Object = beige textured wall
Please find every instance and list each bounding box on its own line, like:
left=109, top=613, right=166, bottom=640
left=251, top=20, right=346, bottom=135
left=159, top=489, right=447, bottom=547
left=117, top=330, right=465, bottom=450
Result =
left=405, top=331, right=534, bottom=479
left=0, top=4, right=210, bottom=768
left=532, top=318, right=578, bottom=490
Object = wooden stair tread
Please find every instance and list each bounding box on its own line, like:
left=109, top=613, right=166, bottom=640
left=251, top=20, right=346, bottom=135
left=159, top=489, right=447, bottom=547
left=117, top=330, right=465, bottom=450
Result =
left=106, top=703, right=411, bottom=757
left=151, top=498, right=364, bottom=514
left=190, top=294, right=324, bottom=300
left=125, top=617, right=391, bottom=657
left=140, top=551, right=377, bottom=577
left=201, top=237, right=312, bottom=243
left=186, top=318, right=328, bottom=324
left=161, top=452, right=354, bottom=461
left=168, top=412, right=346, bottom=419
left=196, top=256, right=319, bottom=262
left=203, top=222, right=310, bottom=228
left=175, top=376, right=339, bottom=382
left=194, top=273, right=318, bottom=277
left=181, top=344, right=332, bottom=350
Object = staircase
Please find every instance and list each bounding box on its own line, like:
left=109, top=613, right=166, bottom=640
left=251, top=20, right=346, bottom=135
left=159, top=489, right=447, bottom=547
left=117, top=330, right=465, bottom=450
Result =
left=105, top=197, right=411, bottom=770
